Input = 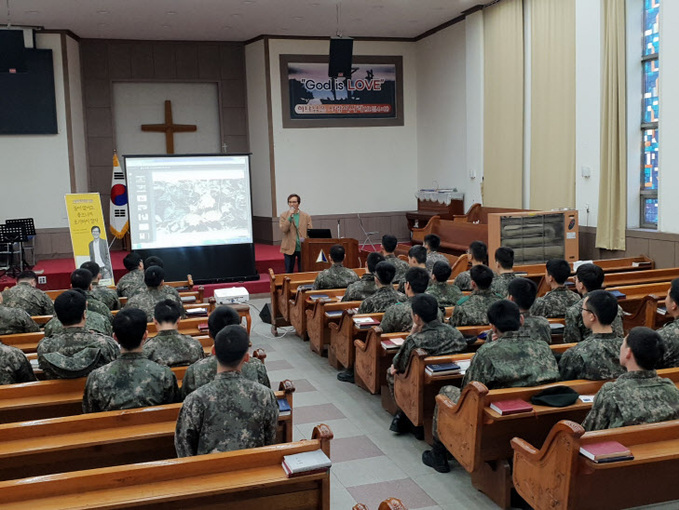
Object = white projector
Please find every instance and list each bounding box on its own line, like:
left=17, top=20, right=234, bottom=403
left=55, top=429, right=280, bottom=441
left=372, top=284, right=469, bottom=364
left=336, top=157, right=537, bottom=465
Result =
left=214, top=287, right=250, bottom=305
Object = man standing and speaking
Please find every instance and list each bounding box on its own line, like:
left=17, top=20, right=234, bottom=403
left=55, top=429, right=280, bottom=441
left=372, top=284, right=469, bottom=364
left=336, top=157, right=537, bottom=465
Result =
left=279, top=194, right=312, bottom=273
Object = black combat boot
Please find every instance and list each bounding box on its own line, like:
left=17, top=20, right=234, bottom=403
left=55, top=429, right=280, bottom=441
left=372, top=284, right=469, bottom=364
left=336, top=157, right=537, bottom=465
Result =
left=422, top=439, right=450, bottom=473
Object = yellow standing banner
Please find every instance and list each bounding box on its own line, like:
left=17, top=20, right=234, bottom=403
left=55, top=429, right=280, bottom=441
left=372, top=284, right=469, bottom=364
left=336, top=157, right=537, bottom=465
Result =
left=65, top=193, right=115, bottom=286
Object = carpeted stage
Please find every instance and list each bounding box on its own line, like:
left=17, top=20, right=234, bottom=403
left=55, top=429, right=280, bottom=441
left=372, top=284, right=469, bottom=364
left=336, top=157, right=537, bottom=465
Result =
left=0, top=244, right=286, bottom=297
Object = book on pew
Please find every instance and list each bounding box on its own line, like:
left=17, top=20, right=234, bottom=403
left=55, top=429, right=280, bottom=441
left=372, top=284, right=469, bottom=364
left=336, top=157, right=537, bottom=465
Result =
left=489, top=399, right=534, bottom=416
left=297, top=284, right=314, bottom=291
left=282, top=450, right=332, bottom=477
left=609, top=290, right=626, bottom=300
left=277, top=398, right=291, bottom=416
left=186, top=307, right=208, bottom=317
left=353, top=317, right=381, bottom=329
left=197, top=323, right=209, bottom=333
left=658, top=306, right=668, bottom=316
left=549, top=323, right=565, bottom=332
left=425, top=362, right=461, bottom=376
left=381, top=337, right=405, bottom=350
left=632, top=260, right=652, bottom=268
left=325, top=310, right=345, bottom=318
left=180, top=295, right=197, bottom=303
left=579, top=441, right=634, bottom=463
left=457, top=359, right=471, bottom=374
left=309, top=294, right=330, bottom=301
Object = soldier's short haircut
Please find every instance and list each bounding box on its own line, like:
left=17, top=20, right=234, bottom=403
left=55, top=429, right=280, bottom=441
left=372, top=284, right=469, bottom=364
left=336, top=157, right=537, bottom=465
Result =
left=508, top=278, right=538, bottom=311
left=144, top=256, right=164, bottom=269
left=208, top=305, right=241, bottom=338
left=375, top=261, right=396, bottom=285
left=329, top=244, right=345, bottom=263
left=626, top=326, right=666, bottom=370
left=406, top=267, right=430, bottom=294
left=487, top=300, right=521, bottom=333
left=214, top=325, right=250, bottom=368
left=80, top=261, right=101, bottom=279
left=70, top=268, right=93, bottom=290
left=367, top=252, right=386, bottom=273
left=54, top=289, right=87, bottom=326
left=113, top=308, right=148, bottom=350
left=546, top=259, right=572, bottom=284
left=424, top=234, right=441, bottom=251
left=123, top=252, right=143, bottom=272
left=144, top=266, right=165, bottom=288
left=411, top=293, right=439, bottom=323
left=381, top=234, right=398, bottom=253
left=670, top=278, right=679, bottom=306
left=575, top=263, right=604, bottom=292
left=432, top=261, right=452, bottom=282
left=17, top=270, right=37, bottom=282
left=585, top=290, right=618, bottom=326
left=154, top=299, right=182, bottom=324
left=408, top=245, right=427, bottom=264
left=469, top=241, right=489, bottom=265
left=470, top=265, right=494, bottom=290
left=494, top=247, right=515, bottom=270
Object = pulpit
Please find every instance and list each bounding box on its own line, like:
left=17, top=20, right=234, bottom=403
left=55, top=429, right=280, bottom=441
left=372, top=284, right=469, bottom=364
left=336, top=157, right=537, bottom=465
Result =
left=301, top=238, right=360, bottom=271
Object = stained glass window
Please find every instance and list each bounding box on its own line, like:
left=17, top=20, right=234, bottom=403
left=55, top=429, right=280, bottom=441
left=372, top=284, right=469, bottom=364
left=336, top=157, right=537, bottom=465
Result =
left=643, top=60, right=659, bottom=124
left=641, top=0, right=659, bottom=228
left=643, top=0, right=660, bottom=56
left=643, top=129, right=658, bottom=190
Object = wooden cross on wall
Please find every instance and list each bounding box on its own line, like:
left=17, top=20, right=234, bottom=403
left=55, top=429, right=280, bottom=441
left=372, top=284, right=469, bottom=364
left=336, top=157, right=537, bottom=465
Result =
left=141, top=100, right=197, bottom=154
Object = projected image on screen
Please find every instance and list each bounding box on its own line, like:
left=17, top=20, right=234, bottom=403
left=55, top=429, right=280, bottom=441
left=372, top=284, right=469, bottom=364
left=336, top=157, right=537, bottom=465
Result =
left=125, top=155, right=253, bottom=250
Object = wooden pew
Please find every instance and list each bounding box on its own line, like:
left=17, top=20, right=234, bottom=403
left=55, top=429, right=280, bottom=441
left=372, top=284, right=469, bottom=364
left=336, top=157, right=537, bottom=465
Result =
left=0, top=380, right=295, bottom=481
left=621, top=293, right=672, bottom=332
left=268, top=268, right=321, bottom=333
left=607, top=281, right=671, bottom=314
left=332, top=312, right=385, bottom=373
left=0, top=424, right=333, bottom=510
left=206, top=299, right=252, bottom=334
left=512, top=419, right=679, bottom=510
left=307, top=299, right=361, bottom=358
left=411, top=215, right=489, bottom=256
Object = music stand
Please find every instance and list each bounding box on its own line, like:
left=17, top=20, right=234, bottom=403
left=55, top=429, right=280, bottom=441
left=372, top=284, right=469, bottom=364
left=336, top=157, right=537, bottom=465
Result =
left=0, top=224, right=28, bottom=278
left=6, top=218, right=36, bottom=268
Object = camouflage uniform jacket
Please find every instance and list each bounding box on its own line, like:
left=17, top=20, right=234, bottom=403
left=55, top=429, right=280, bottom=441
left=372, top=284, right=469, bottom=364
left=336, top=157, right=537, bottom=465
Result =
left=453, top=270, right=472, bottom=291
left=520, top=311, right=552, bottom=344
left=44, top=309, right=113, bottom=337
left=380, top=298, right=444, bottom=333
left=124, top=287, right=185, bottom=321
left=582, top=370, right=679, bottom=431
left=558, top=332, right=624, bottom=381
left=425, top=251, right=450, bottom=272
left=461, top=330, right=560, bottom=389
left=0, top=305, right=40, bottom=335
left=116, top=269, right=145, bottom=298
left=157, top=285, right=187, bottom=318
left=86, top=291, right=114, bottom=323
left=392, top=320, right=467, bottom=373
left=490, top=272, right=517, bottom=299
left=658, top=318, right=679, bottom=368
left=175, top=371, right=278, bottom=457
left=357, top=286, right=406, bottom=314
left=563, top=294, right=624, bottom=343
left=143, top=329, right=205, bottom=367
left=384, top=254, right=409, bottom=284
left=450, top=289, right=501, bottom=327
left=1, top=282, right=54, bottom=316
left=37, top=327, right=119, bottom=379
left=83, top=352, right=179, bottom=413
left=181, top=356, right=270, bottom=399
left=426, top=281, right=463, bottom=308
left=312, top=263, right=359, bottom=290
left=0, top=341, right=37, bottom=385
left=341, top=273, right=378, bottom=302
left=531, top=286, right=580, bottom=318
left=91, top=284, right=121, bottom=310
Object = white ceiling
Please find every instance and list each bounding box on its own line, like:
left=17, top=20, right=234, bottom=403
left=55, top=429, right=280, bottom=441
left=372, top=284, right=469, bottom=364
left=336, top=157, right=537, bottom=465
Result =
left=3, top=0, right=480, bottom=42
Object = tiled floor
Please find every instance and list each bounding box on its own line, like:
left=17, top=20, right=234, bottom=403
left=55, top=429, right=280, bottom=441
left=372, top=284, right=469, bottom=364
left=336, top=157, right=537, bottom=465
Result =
left=245, top=297, right=498, bottom=510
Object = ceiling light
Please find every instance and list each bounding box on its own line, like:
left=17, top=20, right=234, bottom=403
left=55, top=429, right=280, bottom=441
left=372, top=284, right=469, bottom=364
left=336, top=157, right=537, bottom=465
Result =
left=230, top=13, right=242, bottom=18
left=166, top=11, right=177, bottom=15
left=96, top=10, right=109, bottom=15
left=293, top=16, right=304, bottom=21
left=161, top=24, right=171, bottom=28
left=222, top=25, right=233, bottom=30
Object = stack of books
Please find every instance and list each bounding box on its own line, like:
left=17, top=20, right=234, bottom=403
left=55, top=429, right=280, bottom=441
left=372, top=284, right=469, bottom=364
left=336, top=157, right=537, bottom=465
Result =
left=381, top=337, right=405, bottom=350
left=579, top=441, right=634, bottom=463
left=353, top=317, right=381, bottom=329
left=282, top=450, right=332, bottom=478
left=197, top=323, right=209, bottom=333
left=489, top=399, right=534, bottom=416
left=425, top=362, right=461, bottom=377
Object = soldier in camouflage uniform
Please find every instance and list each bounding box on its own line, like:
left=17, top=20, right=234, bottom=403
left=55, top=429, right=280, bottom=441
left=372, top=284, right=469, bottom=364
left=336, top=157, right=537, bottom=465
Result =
left=424, top=234, right=450, bottom=272
left=116, top=253, right=145, bottom=298
left=559, top=291, right=624, bottom=381
left=381, top=267, right=441, bottom=333
left=426, top=261, right=463, bottom=309
left=83, top=308, right=178, bottom=413
left=0, top=340, right=37, bottom=385
left=81, top=261, right=121, bottom=311
left=44, top=308, right=113, bottom=337
left=0, top=293, right=40, bottom=335
left=70, top=268, right=114, bottom=324
left=182, top=305, right=270, bottom=398
left=175, top=325, right=278, bottom=457
left=312, top=244, right=359, bottom=290
left=357, top=262, right=406, bottom=314
left=453, top=240, right=488, bottom=291
left=125, top=266, right=186, bottom=321
left=143, top=299, right=204, bottom=367
left=1, top=270, right=54, bottom=316
left=658, top=279, right=679, bottom=368
left=531, top=259, right=580, bottom=318
left=397, top=245, right=428, bottom=294
left=583, top=327, right=679, bottom=431
left=37, top=290, right=119, bottom=379
left=564, top=263, right=624, bottom=343
left=341, top=252, right=384, bottom=302
left=423, top=300, right=559, bottom=472
left=508, top=278, right=551, bottom=344
left=450, top=265, right=501, bottom=327
left=489, top=247, right=517, bottom=298
left=381, top=234, right=409, bottom=284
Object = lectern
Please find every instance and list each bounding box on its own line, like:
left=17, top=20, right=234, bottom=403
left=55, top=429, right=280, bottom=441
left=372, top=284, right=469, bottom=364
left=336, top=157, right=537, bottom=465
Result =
left=301, top=238, right=359, bottom=271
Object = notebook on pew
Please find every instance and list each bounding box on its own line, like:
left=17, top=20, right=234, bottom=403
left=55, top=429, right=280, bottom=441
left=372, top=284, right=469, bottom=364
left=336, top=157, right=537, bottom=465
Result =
left=282, top=450, right=332, bottom=478
left=297, top=284, right=314, bottom=291
left=180, top=295, right=197, bottom=303
left=277, top=398, right=291, bottom=416
left=197, top=323, right=209, bottom=333
left=549, top=323, right=565, bottom=332
left=489, top=399, right=534, bottom=416
left=309, top=294, right=331, bottom=301
left=381, top=337, right=405, bottom=350
left=609, top=290, right=626, bottom=300
left=325, top=310, right=345, bottom=318
left=186, top=307, right=208, bottom=317
left=579, top=441, right=634, bottom=463
left=425, top=362, right=461, bottom=376
left=353, top=317, right=381, bottom=329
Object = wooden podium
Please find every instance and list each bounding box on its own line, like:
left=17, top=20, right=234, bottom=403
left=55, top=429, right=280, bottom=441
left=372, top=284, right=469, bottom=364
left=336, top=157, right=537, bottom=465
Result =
left=301, top=238, right=360, bottom=271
